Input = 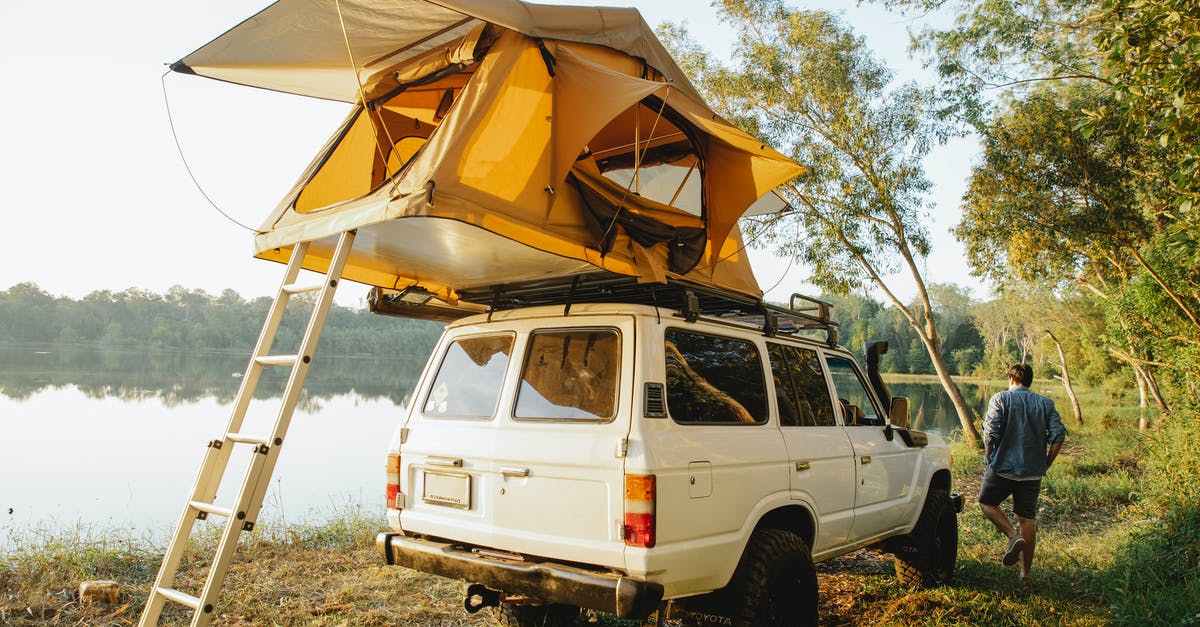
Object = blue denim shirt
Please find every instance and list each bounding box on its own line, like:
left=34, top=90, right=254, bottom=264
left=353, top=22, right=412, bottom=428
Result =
left=983, top=385, right=1066, bottom=477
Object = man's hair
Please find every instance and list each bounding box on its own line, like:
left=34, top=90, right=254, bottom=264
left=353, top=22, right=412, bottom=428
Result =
left=1007, top=363, right=1033, bottom=387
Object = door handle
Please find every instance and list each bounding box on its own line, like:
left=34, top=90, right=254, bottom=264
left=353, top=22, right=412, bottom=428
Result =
left=860, top=456, right=872, bottom=464
left=795, top=461, right=811, bottom=472
left=500, top=466, right=530, bottom=478
left=427, top=457, right=463, bottom=467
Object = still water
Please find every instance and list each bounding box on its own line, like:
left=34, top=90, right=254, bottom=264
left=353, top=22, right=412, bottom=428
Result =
left=0, top=347, right=999, bottom=542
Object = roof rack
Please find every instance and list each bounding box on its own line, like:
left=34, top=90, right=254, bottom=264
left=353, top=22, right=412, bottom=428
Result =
left=370, top=272, right=839, bottom=344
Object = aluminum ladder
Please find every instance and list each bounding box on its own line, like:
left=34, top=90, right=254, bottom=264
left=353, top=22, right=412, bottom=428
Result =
left=139, top=231, right=356, bottom=626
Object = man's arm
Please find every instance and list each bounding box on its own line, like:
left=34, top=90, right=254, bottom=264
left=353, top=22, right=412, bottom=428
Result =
left=1045, top=398, right=1066, bottom=472
left=982, top=393, right=1005, bottom=464
left=1046, top=441, right=1063, bottom=469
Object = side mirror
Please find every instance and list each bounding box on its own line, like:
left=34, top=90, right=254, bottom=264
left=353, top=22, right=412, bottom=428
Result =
left=889, top=396, right=910, bottom=429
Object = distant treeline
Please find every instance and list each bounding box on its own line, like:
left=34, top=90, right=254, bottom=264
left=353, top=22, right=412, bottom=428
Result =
left=1, top=281, right=1017, bottom=378
left=0, top=283, right=443, bottom=359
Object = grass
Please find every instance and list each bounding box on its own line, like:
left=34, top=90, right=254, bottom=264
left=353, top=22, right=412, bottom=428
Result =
left=3, top=398, right=1197, bottom=626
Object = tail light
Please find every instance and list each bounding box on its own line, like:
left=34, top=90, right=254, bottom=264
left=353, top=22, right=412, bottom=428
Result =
left=386, top=453, right=402, bottom=510
left=624, top=474, right=656, bottom=548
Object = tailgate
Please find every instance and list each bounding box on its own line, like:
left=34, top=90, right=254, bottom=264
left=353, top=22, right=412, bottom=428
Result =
left=399, top=318, right=634, bottom=569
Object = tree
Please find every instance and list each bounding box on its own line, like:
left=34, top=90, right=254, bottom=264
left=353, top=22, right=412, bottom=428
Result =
left=956, top=83, right=1194, bottom=408
left=880, top=0, right=1200, bottom=408
left=1094, top=0, right=1200, bottom=212
left=661, top=0, right=982, bottom=444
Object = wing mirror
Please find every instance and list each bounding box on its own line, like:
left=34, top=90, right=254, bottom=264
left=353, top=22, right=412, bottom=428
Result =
left=889, top=396, right=910, bottom=429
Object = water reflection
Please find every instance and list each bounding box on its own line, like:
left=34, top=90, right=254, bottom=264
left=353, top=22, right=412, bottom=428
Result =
left=0, top=347, right=422, bottom=545
left=888, top=379, right=1002, bottom=436
left=0, top=347, right=426, bottom=406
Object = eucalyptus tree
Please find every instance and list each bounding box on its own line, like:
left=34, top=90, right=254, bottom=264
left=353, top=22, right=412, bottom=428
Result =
left=661, top=0, right=981, bottom=444
left=956, top=83, right=1180, bottom=409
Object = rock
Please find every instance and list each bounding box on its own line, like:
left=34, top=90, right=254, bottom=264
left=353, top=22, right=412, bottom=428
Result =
left=78, top=580, right=121, bottom=604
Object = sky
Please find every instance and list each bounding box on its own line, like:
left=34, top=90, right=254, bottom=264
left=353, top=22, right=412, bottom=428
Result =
left=0, top=0, right=984, bottom=308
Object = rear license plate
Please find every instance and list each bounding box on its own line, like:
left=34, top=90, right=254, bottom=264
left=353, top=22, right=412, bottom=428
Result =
left=423, top=471, right=471, bottom=509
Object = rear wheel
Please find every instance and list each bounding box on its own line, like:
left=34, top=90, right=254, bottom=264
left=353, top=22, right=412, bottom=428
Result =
left=892, top=488, right=958, bottom=587
left=494, top=602, right=581, bottom=627
left=678, top=528, right=818, bottom=627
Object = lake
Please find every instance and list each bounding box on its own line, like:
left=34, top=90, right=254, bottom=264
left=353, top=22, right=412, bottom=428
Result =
left=0, top=346, right=1002, bottom=545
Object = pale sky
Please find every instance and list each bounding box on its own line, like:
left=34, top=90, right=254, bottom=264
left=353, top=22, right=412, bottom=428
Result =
left=0, top=0, right=984, bottom=308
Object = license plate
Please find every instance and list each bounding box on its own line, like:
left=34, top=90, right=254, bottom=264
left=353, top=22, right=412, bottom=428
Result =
left=423, top=471, right=471, bottom=509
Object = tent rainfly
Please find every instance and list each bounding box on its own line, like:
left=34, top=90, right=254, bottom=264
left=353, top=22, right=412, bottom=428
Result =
left=171, top=0, right=807, bottom=314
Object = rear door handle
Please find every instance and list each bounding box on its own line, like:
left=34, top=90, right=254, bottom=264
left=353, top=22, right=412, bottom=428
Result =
left=860, top=456, right=872, bottom=464
left=794, top=461, right=811, bottom=472
left=501, top=466, right=530, bottom=478
left=428, top=457, right=463, bottom=467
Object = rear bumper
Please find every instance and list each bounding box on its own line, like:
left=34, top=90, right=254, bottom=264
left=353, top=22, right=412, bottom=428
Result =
left=376, top=532, right=664, bottom=618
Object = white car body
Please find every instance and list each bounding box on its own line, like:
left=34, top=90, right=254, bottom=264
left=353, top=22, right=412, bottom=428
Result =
left=378, top=301, right=954, bottom=617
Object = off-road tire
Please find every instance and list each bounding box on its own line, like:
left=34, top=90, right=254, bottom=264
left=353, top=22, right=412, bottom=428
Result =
left=494, top=602, right=581, bottom=627
left=892, top=488, right=958, bottom=587
left=679, top=528, right=818, bottom=627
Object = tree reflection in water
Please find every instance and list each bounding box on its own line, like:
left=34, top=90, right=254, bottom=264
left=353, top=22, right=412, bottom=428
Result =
left=0, top=347, right=424, bottom=408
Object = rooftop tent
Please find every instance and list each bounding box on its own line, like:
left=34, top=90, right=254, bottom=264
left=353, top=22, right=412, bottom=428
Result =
left=172, top=0, right=806, bottom=307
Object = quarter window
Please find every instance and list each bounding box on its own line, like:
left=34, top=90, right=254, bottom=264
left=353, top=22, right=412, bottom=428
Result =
left=515, top=329, right=620, bottom=421
left=664, top=329, right=766, bottom=424
left=422, top=334, right=513, bottom=419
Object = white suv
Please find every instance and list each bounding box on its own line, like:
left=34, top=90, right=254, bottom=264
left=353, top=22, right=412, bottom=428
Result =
left=374, top=277, right=961, bottom=626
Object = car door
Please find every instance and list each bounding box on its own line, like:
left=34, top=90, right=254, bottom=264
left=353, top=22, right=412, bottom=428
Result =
left=768, top=343, right=856, bottom=553
left=824, top=354, right=917, bottom=540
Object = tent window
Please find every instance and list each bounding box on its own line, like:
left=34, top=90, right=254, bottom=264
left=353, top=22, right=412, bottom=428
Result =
left=293, top=68, right=474, bottom=213
left=385, top=136, right=428, bottom=178
left=588, top=100, right=703, bottom=216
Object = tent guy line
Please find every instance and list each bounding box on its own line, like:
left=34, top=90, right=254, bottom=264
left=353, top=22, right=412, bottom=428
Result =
left=162, top=70, right=263, bottom=234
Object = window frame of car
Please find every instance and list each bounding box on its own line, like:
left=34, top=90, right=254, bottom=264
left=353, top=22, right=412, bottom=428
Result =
left=663, top=326, right=769, bottom=427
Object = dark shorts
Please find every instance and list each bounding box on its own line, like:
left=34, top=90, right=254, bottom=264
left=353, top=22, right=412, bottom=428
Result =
left=978, top=469, right=1042, bottom=519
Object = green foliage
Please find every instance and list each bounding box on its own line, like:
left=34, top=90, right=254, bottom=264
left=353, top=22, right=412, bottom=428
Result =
left=876, top=0, right=1200, bottom=406
left=1095, top=0, right=1200, bottom=211
left=0, top=282, right=443, bottom=359
left=956, top=83, right=1148, bottom=287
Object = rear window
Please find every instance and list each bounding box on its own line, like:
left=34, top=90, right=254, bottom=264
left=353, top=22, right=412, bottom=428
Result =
left=664, top=329, right=767, bottom=425
left=515, top=328, right=620, bottom=421
left=423, top=334, right=513, bottom=419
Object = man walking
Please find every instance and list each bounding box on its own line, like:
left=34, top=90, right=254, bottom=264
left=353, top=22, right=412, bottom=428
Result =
left=978, top=363, right=1066, bottom=583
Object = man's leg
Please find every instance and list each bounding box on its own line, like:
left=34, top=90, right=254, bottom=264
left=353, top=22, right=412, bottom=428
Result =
left=979, top=471, right=1026, bottom=564
left=1011, top=479, right=1043, bottom=580
left=980, top=501, right=1016, bottom=538
left=1017, top=516, right=1037, bottom=580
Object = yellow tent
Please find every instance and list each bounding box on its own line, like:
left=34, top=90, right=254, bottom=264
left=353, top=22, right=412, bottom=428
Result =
left=172, top=0, right=806, bottom=311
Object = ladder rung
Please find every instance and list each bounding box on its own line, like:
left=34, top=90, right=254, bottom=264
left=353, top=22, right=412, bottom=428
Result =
left=282, top=282, right=323, bottom=295
left=255, top=355, right=297, bottom=367
left=155, top=586, right=200, bottom=610
left=189, top=501, right=233, bottom=519
left=226, top=432, right=269, bottom=446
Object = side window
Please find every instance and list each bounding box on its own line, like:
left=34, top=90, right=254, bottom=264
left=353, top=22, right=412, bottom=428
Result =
left=422, top=334, right=513, bottom=419
left=514, top=328, right=620, bottom=421
left=768, top=344, right=837, bottom=427
left=665, top=329, right=767, bottom=425
left=825, top=355, right=883, bottom=426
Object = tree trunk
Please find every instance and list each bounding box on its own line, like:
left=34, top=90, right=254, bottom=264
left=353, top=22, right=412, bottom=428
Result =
left=1141, top=363, right=1169, bottom=413
left=921, top=332, right=983, bottom=446
left=1134, top=367, right=1148, bottom=408
left=1046, top=331, right=1083, bottom=427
